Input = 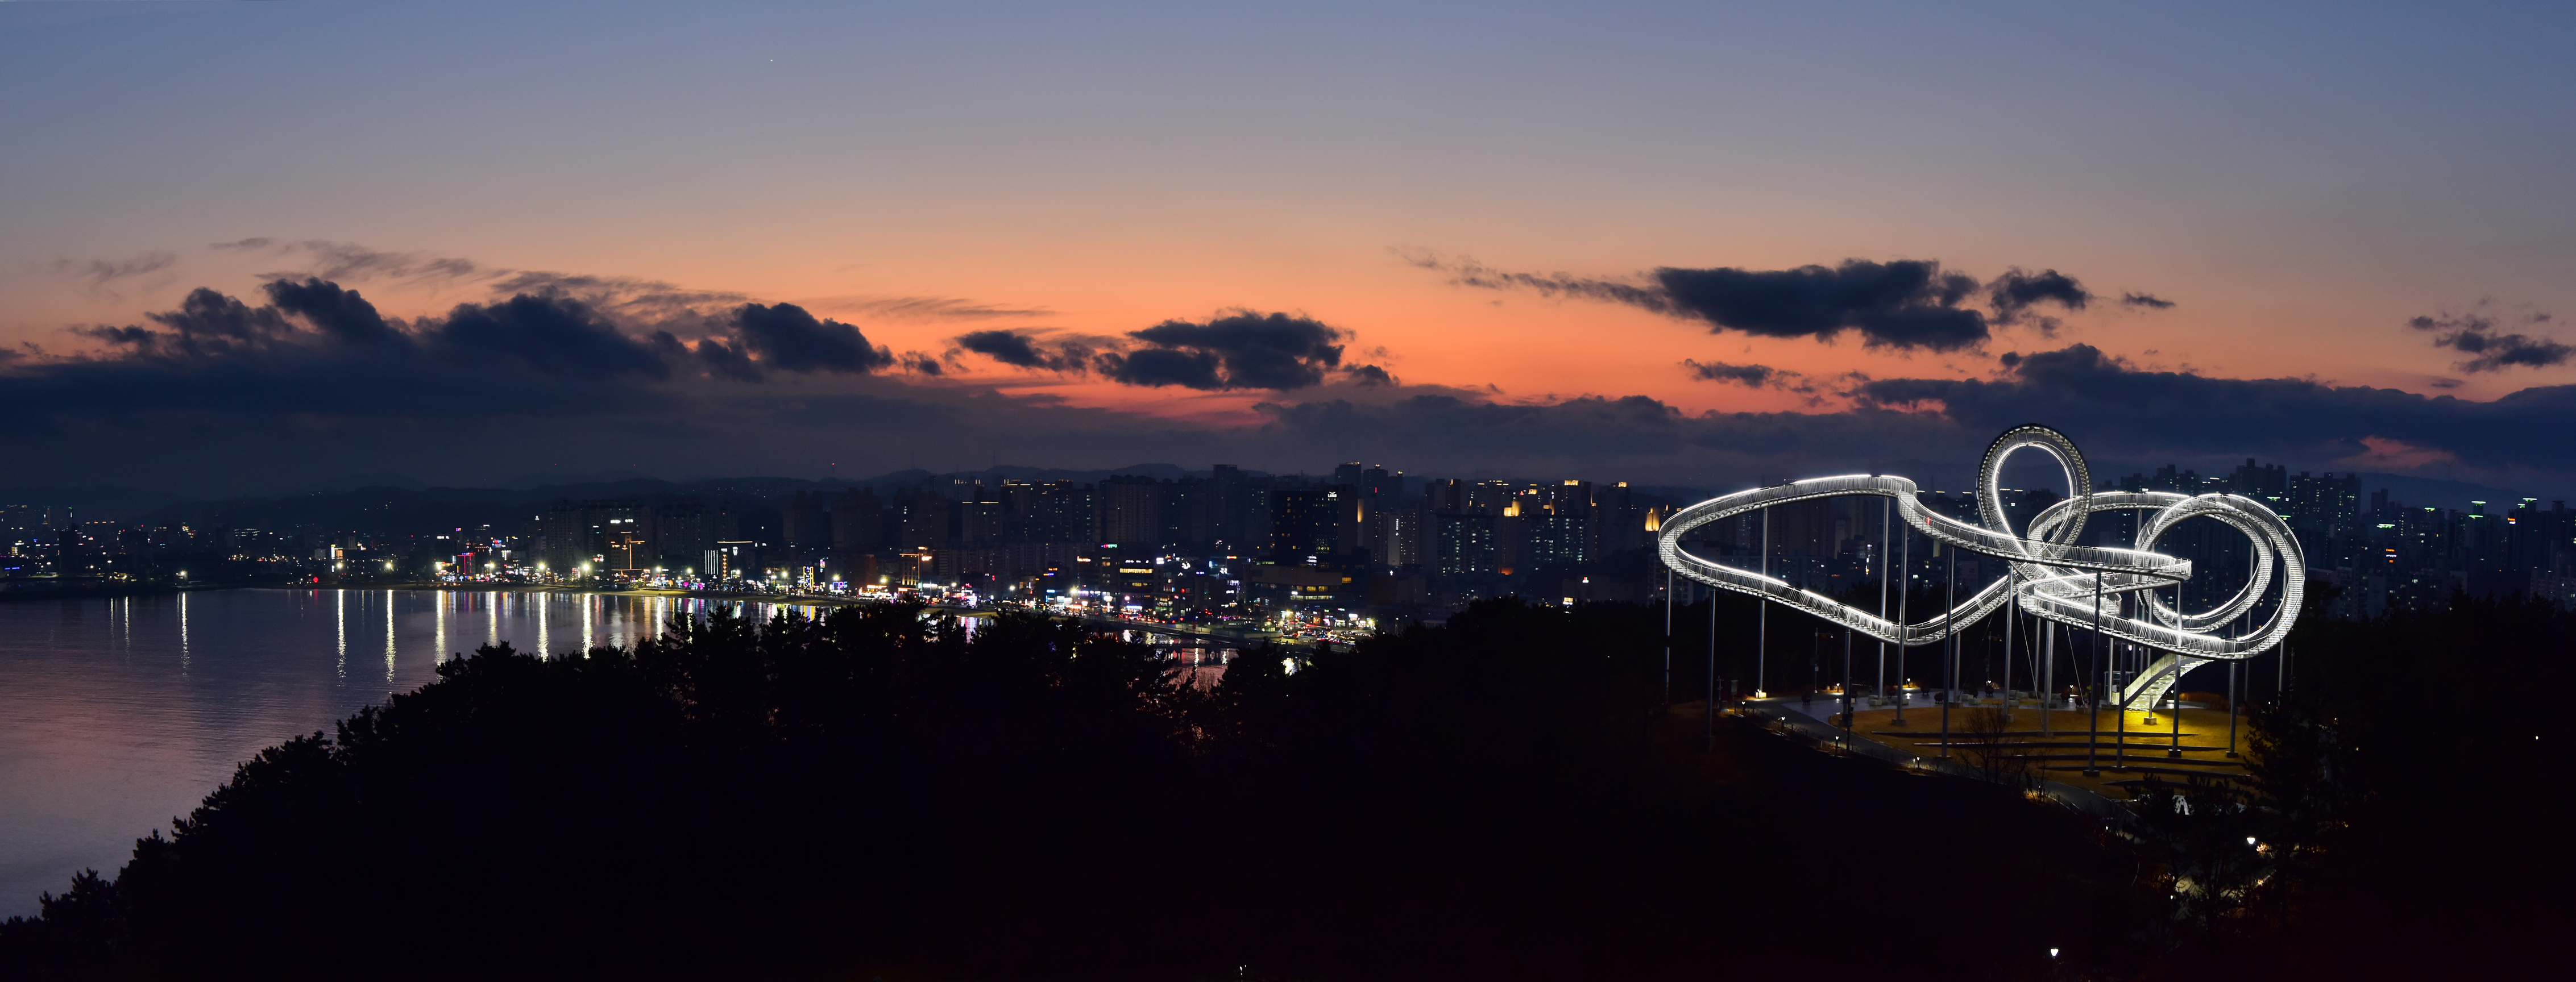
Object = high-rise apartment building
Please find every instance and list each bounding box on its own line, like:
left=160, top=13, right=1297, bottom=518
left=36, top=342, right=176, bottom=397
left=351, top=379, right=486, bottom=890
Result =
left=1098, top=475, right=1162, bottom=548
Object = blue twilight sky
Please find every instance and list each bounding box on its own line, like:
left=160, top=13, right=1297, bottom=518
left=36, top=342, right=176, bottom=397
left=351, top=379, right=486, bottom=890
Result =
left=3, top=1, right=2573, bottom=495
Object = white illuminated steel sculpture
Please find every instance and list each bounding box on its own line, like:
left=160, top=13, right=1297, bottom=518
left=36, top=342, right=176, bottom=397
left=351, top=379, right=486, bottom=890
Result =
left=1657, top=425, right=2303, bottom=711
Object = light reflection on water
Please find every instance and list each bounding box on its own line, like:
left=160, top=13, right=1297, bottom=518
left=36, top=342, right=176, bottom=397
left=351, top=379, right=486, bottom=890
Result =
left=1119, top=630, right=1234, bottom=688
left=0, top=588, right=845, bottom=917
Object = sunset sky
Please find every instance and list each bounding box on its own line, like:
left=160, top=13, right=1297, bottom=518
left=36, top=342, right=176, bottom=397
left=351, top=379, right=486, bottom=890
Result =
left=5, top=2, right=2573, bottom=496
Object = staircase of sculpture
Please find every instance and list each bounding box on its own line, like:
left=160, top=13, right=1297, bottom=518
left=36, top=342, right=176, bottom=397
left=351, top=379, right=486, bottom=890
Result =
left=2118, top=652, right=2204, bottom=710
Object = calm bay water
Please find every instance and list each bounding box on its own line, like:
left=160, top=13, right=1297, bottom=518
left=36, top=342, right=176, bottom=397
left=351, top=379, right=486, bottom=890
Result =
left=0, top=588, right=837, bottom=917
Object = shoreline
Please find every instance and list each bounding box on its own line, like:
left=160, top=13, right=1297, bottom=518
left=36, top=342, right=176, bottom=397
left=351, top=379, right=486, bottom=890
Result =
left=2, top=580, right=1301, bottom=647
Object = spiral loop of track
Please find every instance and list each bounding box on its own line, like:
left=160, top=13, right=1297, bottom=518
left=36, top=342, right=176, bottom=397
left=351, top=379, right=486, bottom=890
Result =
left=1656, top=425, right=2304, bottom=671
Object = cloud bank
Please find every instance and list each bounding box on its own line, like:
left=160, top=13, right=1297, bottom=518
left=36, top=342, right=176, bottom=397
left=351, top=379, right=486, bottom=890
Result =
left=957, top=312, right=1391, bottom=391
left=1407, top=252, right=2123, bottom=351
left=2408, top=307, right=2570, bottom=373
left=11, top=277, right=2576, bottom=498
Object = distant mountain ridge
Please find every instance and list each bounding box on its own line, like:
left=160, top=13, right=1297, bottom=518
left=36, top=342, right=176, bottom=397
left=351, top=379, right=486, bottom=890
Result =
left=105, top=464, right=1241, bottom=536
left=25, top=461, right=2532, bottom=538
left=0, top=487, right=193, bottom=523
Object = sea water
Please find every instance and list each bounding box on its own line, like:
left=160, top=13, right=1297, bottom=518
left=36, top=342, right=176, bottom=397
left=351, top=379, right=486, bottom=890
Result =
left=0, top=588, right=828, bottom=917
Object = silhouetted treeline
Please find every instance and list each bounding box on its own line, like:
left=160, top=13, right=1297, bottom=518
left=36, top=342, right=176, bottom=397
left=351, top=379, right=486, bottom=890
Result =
left=11, top=593, right=2553, bottom=979
left=2128, top=589, right=2574, bottom=978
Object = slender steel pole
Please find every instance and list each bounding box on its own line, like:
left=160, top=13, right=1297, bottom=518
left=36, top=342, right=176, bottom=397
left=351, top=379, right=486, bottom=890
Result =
left=1894, top=504, right=1910, bottom=727
left=2170, top=676, right=2184, bottom=757
left=1841, top=622, right=1854, bottom=746
left=2115, top=593, right=2130, bottom=771
left=1940, top=544, right=1956, bottom=757
left=1757, top=509, right=1770, bottom=697
left=2234, top=539, right=2251, bottom=755
left=1706, top=584, right=1717, bottom=747
left=1877, top=496, right=1890, bottom=715
left=1662, top=567, right=1673, bottom=706
left=2084, top=571, right=2103, bottom=777
left=2003, top=575, right=2015, bottom=723
left=2225, top=660, right=2241, bottom=758
left=2042, top=619, right=2056, bottom=736
left=2170, top=581, right=2185, bottom=758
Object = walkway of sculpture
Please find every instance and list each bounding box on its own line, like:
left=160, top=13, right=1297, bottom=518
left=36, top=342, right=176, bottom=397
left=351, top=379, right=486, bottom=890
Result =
left=1657, top=425, right=2307, bottom=735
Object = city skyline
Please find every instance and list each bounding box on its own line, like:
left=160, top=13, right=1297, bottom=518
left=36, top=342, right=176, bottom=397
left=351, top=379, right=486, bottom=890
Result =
left=13, top=442, right=2564, bottom=624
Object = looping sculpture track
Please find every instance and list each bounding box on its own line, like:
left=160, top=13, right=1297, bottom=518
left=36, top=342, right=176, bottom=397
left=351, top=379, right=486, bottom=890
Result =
left=1656, top=425, right=2303, bottom=710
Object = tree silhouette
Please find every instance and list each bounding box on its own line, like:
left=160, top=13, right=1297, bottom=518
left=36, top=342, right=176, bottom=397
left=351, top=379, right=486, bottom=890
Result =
left=0, top=598, right=2231, bottom=980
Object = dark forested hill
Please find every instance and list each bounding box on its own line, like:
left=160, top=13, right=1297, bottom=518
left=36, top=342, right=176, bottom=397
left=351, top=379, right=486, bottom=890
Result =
left=2, top=594, right=2560, bottom=980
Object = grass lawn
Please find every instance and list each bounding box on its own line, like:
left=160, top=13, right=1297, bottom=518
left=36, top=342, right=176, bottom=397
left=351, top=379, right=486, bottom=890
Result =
left=1811, top=702, right=2253, bottom=799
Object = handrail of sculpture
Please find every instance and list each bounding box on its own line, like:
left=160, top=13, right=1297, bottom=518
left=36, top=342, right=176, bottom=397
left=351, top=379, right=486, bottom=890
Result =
left=1655, top=425, right=2303, bottom=671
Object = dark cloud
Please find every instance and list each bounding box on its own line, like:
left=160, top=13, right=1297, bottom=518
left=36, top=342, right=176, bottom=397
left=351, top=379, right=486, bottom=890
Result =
left=47, top=251, right=178, bottom=292
left=1654, top=260, right=1993, bottom=349
left=2120, top=292, right=2176, bottom=310
left=953, top=330, right=1094, bottom=373
left=150, top=288, right=288, bottom=343
left=213, top=239, right=750, bottom=321
left=22, top=278, right=2576, bottom=499
left=693, top=338, right=760, bottom=381
left=2408, top=310, right=2571, bottom=373
left=432, top=293, right=672, bottom=380
left=72, top=287, right=293, bottom=359
left=727, top=302, right=895, bottom=375
left=262, top=278, right=404, bottom=346
left=73, top=282, right=670, bottom=383
left=1986, top=268, right=2089, bottom=335
left=1409, top=251, right=2115, bottom=352
left=956, top=330, right=1044, bottom=367
left=2447, top=331, right=2570, bottom=372
left=1681, top=359, right=1785, bottom=388
left=15, top=282, right=689, bottom=450
left=1853, top=343, right=2576, bottom=476
left=901, top=351, right=947, bottom=376
left=1096, top=311, right=1349, bottom=390
left=1099, top=347, right=1224, bottom=389
left=1342, top=363, right=1395, bottom=386
left=1988, top=268, right=2089, bottom=313
left=44, top=284, right=886, bottom=419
